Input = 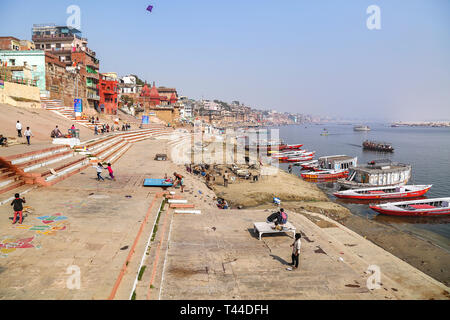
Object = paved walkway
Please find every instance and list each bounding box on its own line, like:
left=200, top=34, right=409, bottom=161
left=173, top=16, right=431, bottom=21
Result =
left=153, top=208, right=449, bottom=300
left=0, top=137, right=448, bottom=300
left=0, top=138, right=176, bottom=299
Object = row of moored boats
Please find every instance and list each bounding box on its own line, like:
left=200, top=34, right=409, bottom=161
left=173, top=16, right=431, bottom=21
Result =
left=269, top=142, right=449, bottom=217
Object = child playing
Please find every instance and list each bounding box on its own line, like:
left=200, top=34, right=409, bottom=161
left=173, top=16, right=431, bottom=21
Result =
left=107, top=163, right=116, bottom=181
left=11, top=193, right=26, bottom=224
left=96, top=163, right=105, bottom=181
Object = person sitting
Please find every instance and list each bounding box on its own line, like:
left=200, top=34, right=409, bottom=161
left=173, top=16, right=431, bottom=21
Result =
left=51, top=126, right=63, bottom=138
left=0, top=134, right=8, bottom=147
left=163, top=173, right=173, bottom=183
left=266, top=208, right=288, bottom=230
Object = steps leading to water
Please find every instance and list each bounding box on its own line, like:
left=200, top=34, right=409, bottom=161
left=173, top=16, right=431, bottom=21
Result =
left=0, top=126, right=171, bottom=202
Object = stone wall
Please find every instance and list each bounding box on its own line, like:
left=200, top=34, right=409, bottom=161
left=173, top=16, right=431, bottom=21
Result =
left=45, top=60, right=87, bottom=106
left=0, top=80, right=41, bottom=108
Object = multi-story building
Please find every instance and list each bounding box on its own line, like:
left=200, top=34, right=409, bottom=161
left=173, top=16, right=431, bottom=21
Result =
left=0, top=50, right=46, bottom=93
left=0, top=37, right=21, bottom=51
left=20, top=40, right=36, bottom=51
left=32, top=24, right=87, bottom=65
left=45, top=51, right=86, bottom=106
left=98, top=73, right=118, bottom=114
left=32, top=24, right=100, bottom=109
left=71, top=48, right=100, bottom=109
left=119, top=75, right=138, bottom=94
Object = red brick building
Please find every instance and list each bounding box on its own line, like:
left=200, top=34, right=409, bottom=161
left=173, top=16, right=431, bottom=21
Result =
left=98, top=73, right=118, bottom=114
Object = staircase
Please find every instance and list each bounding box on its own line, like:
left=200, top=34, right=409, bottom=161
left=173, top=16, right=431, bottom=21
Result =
left=40, top=98, right=104, bottom=129
left=0, top=127, right=172, bottom=204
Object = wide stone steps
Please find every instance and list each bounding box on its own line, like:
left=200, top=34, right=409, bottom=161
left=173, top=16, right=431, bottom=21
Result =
left=0, top=184, right=37, bottom=206
left=0, top=127, right=171, bottom=201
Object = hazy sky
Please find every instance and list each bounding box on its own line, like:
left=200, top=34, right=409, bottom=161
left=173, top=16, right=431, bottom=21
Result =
left=1, top=0, right=449, bottom=121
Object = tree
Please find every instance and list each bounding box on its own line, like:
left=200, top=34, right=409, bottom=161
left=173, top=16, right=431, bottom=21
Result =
left=131, top=74, right=145, bottom=86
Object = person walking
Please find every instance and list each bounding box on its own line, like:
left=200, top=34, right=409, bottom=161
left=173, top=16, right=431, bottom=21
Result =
left=24, top=127, right=33, bottom=145
left=107, top=163, right=116, bottom=181
left=94, top=124, right=98, bottom=135
left=223, top=170, right=229, bottom=187
left=96, top=163, right=105, bottom=181
left=290, top=233, right=302, bottom=270
left=11, top=193, right=26, bottom=224
left=16, top=120, right=22, bottom=137
left=288, top=165, right=292, bottom=174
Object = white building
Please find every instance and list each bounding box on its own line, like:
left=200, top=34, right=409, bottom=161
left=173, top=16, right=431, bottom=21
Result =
left=120, top=75, right=137, bottom=94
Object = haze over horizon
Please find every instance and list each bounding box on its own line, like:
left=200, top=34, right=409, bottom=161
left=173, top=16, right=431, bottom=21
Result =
left=1, top=0, right=449, bottom=121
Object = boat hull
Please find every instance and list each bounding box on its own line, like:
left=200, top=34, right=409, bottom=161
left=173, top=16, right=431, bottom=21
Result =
left=369, top=206, right=450, bottom=217
left=334, top=186, right=431, bottom=200
left=301, top=171, right=348, bottom=180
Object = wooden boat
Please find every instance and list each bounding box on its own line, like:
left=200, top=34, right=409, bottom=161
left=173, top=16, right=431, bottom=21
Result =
left=363, top=140, right=394, bottom=152
left=334, top=185, right=432, bottom=200
left=282, top=144, right=303, bottom=150
left=301, top=169, right=348, bottom=179
left=270, top=149, right=310, bottom=155
left=281, top=156, right=314, bottom=163
left=370, top=198, right=450, bottom=216
left=300, top=160, right=318, bottom=170
left=271, top=151, right=315, bottom=158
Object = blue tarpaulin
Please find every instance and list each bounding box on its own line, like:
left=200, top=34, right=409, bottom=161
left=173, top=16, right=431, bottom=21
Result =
left=143, top=178, right=173, bottom=187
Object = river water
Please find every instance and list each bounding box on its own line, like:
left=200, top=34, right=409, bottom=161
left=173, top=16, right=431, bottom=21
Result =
left=274, top=123, right=450, bottom=251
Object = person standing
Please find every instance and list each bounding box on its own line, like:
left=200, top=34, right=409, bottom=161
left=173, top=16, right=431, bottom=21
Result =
left=96, top=163, right=105, bottom=181
left=290, top=233, right=302, bottom=269
left=10, top=193, right=26, bottom=224
left=94, top=124, right=98, bottom=135
left=173, top=172, right=185, bottom=192
left=16, top=120, right=22, bottom=137
left=223, top=170, right=229, bottom=187
left=107, top=163, right=116, bottom=181
left=24, top=127, right=33, bottom=145
left=288, top=165, right=292, bottom=174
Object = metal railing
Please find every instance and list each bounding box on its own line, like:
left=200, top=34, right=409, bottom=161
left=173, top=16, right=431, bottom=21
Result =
left=0, top=72, right=38, bottom=87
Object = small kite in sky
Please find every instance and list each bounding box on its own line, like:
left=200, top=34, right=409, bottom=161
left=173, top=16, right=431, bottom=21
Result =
left=146, top=5, right=153, bottom=12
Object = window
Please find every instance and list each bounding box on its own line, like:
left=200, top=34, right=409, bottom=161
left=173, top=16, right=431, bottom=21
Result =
left=46, top=43, right=51, bottom=49
left=9, top=59, right=15, bottom=66
left=56, top=43, right=61, bottom=48
left=41, top=44, right=45, bottom=49
left=32, top=65, right=37, bottom=71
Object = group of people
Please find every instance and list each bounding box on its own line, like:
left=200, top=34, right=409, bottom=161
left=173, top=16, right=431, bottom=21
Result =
left=16, top=120, right=33, bottom=145
left=95, top=162, right=115, bottom=181
left=186, top=164, right=215, bottom=188
left=94, top=123, right=131, bottom=135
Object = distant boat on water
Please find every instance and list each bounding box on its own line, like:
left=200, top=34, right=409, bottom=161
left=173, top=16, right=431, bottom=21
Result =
left=320, top=128, right=329, bottom=136
left=353, top=125, right=371, bottom=131
left=363, top=140, right=394, bottom=152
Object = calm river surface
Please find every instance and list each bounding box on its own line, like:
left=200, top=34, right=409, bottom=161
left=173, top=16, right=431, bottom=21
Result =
left=274, top=123, right=450, bottom=250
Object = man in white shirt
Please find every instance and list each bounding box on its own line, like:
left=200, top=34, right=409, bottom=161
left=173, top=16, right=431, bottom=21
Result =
left=290, top=233, right=302, bottom=269
left=16, top=121, right=22, bottom=137
left=24, top=127, right=33, bottom=145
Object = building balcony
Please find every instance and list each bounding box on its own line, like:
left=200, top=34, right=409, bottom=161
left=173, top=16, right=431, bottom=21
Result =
left=32, top=34, right=86, bottom=42
left=85, top=73, right=99, bottom=80
left=87, top=92, right=100, bottom=100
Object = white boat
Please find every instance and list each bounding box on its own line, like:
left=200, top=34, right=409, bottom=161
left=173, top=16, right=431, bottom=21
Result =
left=354, top=125, right=371, bottom=131
left=334, top=184, right=432, bottom=200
